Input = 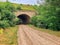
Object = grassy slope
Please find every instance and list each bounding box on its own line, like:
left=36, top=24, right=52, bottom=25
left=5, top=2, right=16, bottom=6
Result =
left=20, top=4, right=35, bottom=10
left=0, top=2, right=35, bottom=11
left=29, top=25, right=60, bottom=37
left=0, top=26, right=18, bottom=45
left=12, top=3, right=35, bottom=10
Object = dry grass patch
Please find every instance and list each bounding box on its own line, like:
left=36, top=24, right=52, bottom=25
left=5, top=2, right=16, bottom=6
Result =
left=0, top=26, right=18, bottom=45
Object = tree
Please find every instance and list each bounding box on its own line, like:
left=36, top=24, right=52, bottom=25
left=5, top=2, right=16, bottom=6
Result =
left=31, top=0, right=60, bottom=31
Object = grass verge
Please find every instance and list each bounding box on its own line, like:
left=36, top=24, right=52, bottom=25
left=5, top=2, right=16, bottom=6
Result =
left=20, top=5, right=35, bottom=10
left=29, top=25, right=60, bottom=37
left=0, top=26, right=18, bottom=45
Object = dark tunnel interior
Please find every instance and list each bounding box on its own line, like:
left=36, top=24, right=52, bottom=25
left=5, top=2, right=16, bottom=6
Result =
left=17, top=14, right=30, bottom=24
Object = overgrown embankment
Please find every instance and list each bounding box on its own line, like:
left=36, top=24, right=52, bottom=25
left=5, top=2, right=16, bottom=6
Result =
left=0, top=2, right=21, bottom=45
left=31, top=0, right=60, bottom=31
left=0, top=2, right=21, bottom=29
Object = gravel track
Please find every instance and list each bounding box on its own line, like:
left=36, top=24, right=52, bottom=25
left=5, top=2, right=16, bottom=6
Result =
left=17, top=25, right=60, bottom=45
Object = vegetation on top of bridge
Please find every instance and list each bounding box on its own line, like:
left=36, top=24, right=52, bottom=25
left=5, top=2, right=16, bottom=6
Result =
left=20, top=4, right=35, bottom=11
left=7, top=2, right=35, bottom=11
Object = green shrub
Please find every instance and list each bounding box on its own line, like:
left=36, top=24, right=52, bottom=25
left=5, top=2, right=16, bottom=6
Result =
left=0, top=20, right=10, bottom=28
left=0, top=2, right=21, bottom=29
left=31, top=15, right=47, bottom=28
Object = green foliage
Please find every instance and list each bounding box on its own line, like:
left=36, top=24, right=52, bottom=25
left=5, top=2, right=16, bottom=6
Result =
left=0, top=9, right=18, bottom=28
left=0, top=2, right=21, bottom=29
left=31, top=0, right=60, bottom=31
left=31, top=15, right=47, bottom=28
left=5, top=3, right=16, bottom=12
left=16, top=5, right=21, bottom=10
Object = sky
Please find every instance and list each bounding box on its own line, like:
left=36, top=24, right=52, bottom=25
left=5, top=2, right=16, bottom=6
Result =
left=0, top=0, right=44, bottom=5
left=9, top=0, right=37, bottom=5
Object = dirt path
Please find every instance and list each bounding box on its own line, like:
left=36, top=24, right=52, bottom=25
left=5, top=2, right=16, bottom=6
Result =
left=17, top=25, right=60, bottom=45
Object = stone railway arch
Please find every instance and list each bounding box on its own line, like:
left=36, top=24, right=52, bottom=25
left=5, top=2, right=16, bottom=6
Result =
left=15, top=10, right=37, bottom=24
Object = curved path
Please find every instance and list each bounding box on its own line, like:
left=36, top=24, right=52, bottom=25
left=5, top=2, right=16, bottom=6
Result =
left=17, top=25, right=60, bottom=45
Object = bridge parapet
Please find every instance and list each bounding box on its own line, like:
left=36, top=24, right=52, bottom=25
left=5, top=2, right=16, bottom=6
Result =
left=14, top=10, right=37, bottom=17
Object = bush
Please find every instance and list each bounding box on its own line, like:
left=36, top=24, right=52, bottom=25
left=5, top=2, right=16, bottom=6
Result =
left=0, top=20, right=10, bottom=28
left=31, top=15, right=47, bottom=28
left=16, top=5, right=21, bottom=10
left=0, top=9, right=18, bottom=28
left=0, top=2, right=21, bottom=29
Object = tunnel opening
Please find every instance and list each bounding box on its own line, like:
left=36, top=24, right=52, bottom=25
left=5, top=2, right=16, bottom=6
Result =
left=17, top=14, right=30, bottom=24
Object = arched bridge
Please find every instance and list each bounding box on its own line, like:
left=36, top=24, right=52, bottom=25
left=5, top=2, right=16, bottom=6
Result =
left=14, top=10, right=37, bottom=24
